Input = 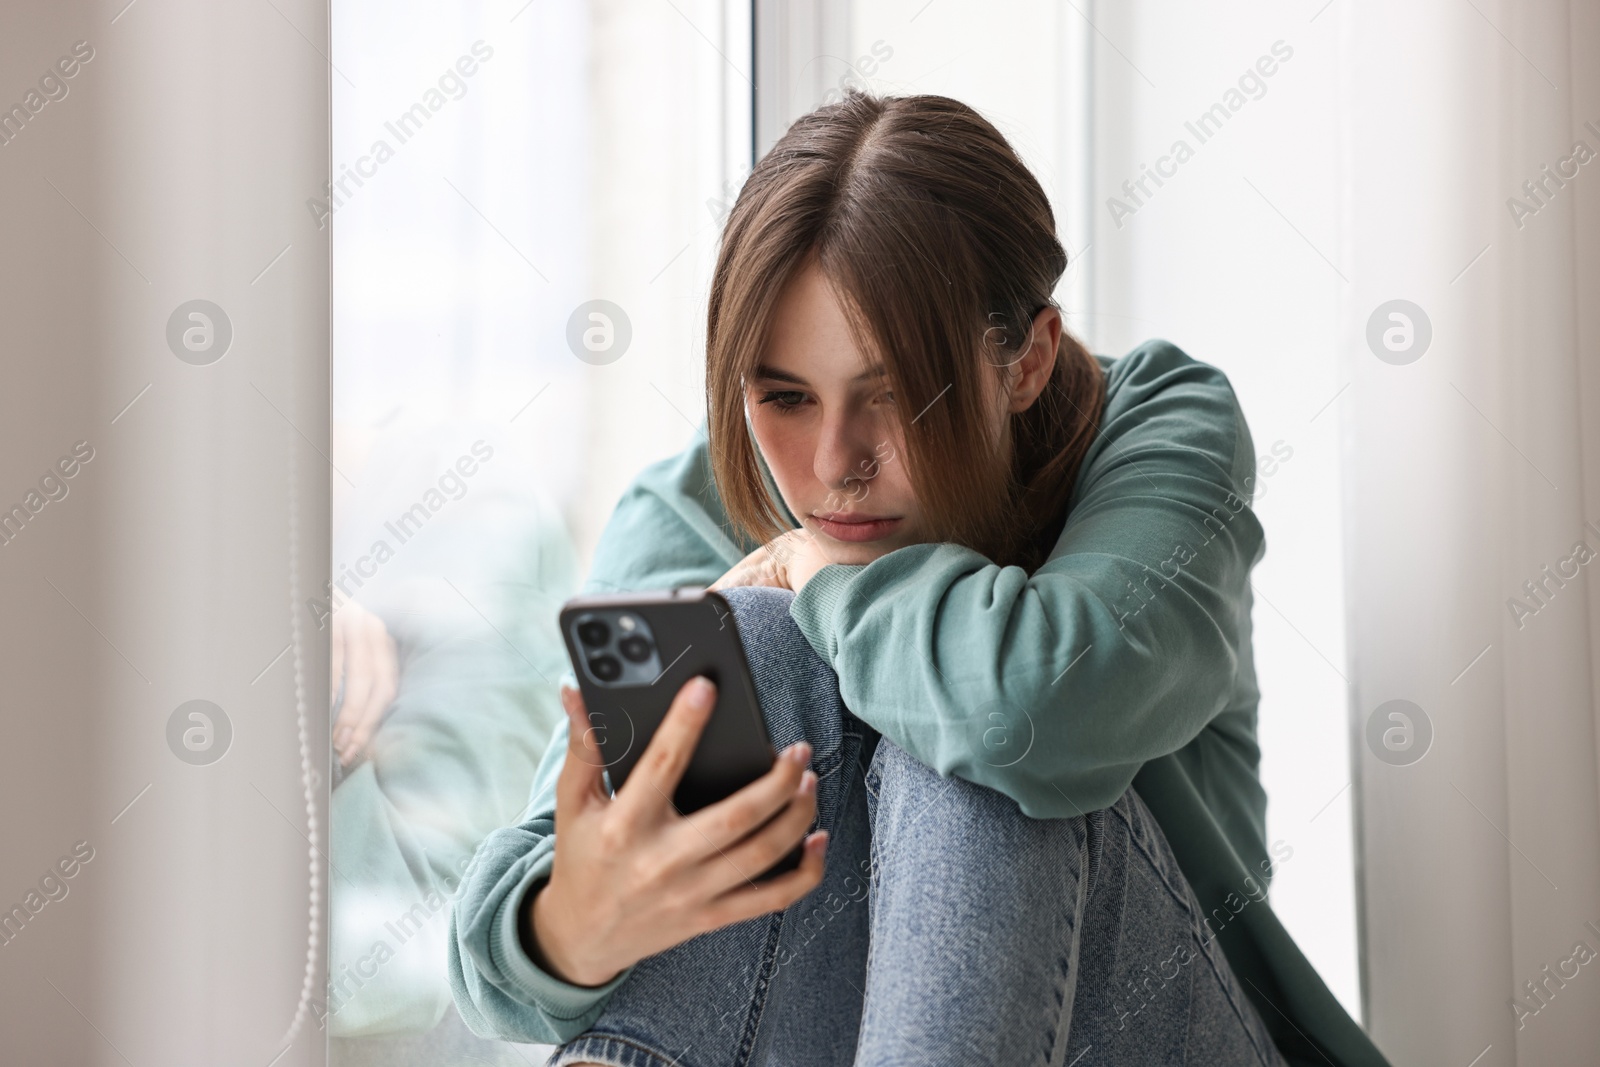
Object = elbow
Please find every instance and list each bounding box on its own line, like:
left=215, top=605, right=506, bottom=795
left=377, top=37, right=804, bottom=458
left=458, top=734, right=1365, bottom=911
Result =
left=1020, top=765, right=1139, bottom=820
left=958, top=751, right=1138, bottom=821
left=950, top=690, right=1156, bottom=820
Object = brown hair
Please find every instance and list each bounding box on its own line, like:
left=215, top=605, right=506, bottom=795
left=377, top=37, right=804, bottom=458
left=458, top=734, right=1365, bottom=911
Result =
left=706, top=92, right=1104, bottom=571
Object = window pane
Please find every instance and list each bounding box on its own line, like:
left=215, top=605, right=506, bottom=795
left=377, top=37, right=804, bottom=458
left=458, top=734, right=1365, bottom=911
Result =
left=329, top=1, right=747, bottom=1058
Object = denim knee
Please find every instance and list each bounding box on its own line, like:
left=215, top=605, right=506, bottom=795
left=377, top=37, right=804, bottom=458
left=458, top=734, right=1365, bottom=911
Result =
left=717, top=584, right=858, bottom=782
left=863, top=737, right=1106, bottom=896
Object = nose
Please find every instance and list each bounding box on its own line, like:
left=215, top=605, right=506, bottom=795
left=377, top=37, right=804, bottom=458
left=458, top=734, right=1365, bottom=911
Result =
left=812, top=411, right=878, bottom=502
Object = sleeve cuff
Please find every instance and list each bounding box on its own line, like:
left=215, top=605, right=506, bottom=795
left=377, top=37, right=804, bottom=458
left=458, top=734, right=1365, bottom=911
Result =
left=487, top=851, right=633, bottom=1020
left=790, top=562, right=862, bottom=662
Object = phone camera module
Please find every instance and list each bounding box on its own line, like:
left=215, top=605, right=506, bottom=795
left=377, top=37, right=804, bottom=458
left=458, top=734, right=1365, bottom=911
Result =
left=577, top=619, right=611, bottom=648
left=567, top=607, right=661, bottom=686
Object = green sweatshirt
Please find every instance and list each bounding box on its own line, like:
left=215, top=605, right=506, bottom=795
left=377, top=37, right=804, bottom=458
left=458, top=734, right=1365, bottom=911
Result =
left=448, top=339, right=1390, bottom=1067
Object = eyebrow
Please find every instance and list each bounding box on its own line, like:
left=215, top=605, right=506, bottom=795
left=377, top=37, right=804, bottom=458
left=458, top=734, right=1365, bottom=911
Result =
left=752, top=362, right=887, bottom=385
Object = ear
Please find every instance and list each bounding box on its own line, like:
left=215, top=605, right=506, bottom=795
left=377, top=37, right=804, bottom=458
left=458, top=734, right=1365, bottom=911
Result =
left=1005, top=305, right=1062, bottom=414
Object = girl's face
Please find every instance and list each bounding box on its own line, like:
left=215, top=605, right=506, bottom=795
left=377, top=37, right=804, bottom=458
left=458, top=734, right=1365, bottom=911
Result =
left=747, top=262, right=926, bottom=565
left=747, top=260, right=1060, bottom=566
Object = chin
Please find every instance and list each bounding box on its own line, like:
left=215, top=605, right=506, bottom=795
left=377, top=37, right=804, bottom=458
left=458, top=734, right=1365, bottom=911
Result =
left=818, top=537, right=903, bottom=566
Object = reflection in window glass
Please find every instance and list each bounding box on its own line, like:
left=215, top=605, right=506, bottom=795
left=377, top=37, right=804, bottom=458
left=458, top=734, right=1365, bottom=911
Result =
left=328, top=0, right=746, bottom=1060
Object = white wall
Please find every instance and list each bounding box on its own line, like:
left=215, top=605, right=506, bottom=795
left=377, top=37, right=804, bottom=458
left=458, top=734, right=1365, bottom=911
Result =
left=1083, top=0, right=1360, bottom=1019
left=1341, top=2, right=1600, bottom=1063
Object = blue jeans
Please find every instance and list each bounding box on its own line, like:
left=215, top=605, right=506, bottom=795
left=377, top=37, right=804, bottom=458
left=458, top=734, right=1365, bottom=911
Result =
left=548, top=587, right=1285, bottom=1067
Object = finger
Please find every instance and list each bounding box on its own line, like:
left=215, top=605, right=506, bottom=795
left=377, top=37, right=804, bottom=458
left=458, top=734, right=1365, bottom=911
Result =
left=338, top=617, right=382, bottom=761
left=709, top=558, right=756, bottom=592
left=330, top=614, right=347, bottom=709
left=691, top=772, right=819, bottom=897
left=611, top=676, right=716, bottom=821
left=330, top=629, right=357, bottom=757
left=710, top=542, right=774, bottom=591
left=332, top=703, right=355, bottom=765
left=335, top=634, right=377, bottom=766
left=554, top=685, right=609, bottom=814
left=697, top=831, right=828, bottom=932
left=678, top=741, right=812, bottom=854
left=346, top=617, right=398, bottom=760
left=371, top=622, right=399, bottom=713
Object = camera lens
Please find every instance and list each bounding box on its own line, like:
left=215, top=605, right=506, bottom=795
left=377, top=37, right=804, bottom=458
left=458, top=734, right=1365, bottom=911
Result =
left=588, top=654, right=622, bottom=682
left=577, top=619, right=611, bottom=648
left=618, top=634, right=652, bottom=663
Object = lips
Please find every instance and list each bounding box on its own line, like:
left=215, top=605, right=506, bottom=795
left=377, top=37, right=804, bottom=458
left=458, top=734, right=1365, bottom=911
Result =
left=811, top=512, right=903, bottom=543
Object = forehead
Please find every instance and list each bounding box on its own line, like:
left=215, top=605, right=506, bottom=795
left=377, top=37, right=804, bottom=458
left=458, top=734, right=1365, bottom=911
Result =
left=760, top=261, right=882, bottom=383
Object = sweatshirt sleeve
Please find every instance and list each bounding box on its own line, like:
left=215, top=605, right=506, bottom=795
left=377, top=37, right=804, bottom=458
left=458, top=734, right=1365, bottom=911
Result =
left=447, top=433, right=746, bottom=1041
left=446, top=711, right=638, bottom=1043
left=788, top=340, right=1266, bottom=819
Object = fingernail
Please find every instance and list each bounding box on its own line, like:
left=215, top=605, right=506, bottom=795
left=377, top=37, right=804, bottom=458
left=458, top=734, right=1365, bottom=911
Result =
left=688, top=676, right=716, bottom=710
left=788, top=741, right=812, bottom=765
left=806, top=831, right=828, bottom=854
left=798, top=770, right=817, bottom=796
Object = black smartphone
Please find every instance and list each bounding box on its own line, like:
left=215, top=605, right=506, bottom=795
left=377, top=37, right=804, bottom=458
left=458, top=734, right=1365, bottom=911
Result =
left=558, top=587, right=803, bottom=879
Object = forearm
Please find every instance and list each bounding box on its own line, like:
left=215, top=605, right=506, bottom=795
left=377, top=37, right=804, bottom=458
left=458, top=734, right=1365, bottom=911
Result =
left=790, top=540, right=1246, bottom=818
left=447, top=720, right=633, bottom=1042
left=448, top=834, right=623, bottom=1043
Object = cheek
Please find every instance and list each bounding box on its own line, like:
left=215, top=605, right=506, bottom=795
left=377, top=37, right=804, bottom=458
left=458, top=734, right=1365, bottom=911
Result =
left=749, top=411, right=815, bottom=494
left=878, top=463, right=919, bottom=514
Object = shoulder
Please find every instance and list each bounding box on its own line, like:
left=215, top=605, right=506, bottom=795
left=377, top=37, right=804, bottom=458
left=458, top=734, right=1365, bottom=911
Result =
left=583, top=429, right=754, bottom=595
left=1079, top=338, right=1257, bottom=501
left=624, top=430, right=719, bottom=504
left=1097, top=338, right=1241, bottom=416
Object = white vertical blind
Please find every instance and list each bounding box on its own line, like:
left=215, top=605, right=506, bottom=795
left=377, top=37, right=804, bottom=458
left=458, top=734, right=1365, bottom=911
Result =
left=0, top=0, right=331, bottom=1064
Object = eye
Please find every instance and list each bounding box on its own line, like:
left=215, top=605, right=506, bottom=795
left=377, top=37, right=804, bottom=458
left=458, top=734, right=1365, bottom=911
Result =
left=757, top=389, right=809, bottom=413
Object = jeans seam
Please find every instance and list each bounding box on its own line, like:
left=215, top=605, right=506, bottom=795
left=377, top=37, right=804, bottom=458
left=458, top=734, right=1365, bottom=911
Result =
left=1107, top=804, right=1280, bottom=1066
left=1199, top=955, right=1279, bottom=1066
left=551, top=1032, right=694, bottom=1067
left=812, top=748, right=846, bottom=781
left=1041, top=816, right=1090, bottom=1067
left=729, top=910, right=788, bottom=1067
left=1084, top=810, right=1104, bottom=901
left=1106, top=802, right=1194, bottom=920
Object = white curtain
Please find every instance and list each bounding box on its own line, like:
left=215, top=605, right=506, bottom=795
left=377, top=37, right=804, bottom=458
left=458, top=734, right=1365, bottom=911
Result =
left=1091, top=0, right=1600, bottom=1061
left=1342, top=1, right=1600, bottom=1063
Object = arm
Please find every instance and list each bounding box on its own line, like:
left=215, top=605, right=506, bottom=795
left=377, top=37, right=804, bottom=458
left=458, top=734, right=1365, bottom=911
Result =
left=788, top=340, right=1265, bottom=818
left=448, top=436, right=755, bottom=1040
left=447, top=712, right=634, bottom=1043
left=449, top=663, right=825, bottom=1043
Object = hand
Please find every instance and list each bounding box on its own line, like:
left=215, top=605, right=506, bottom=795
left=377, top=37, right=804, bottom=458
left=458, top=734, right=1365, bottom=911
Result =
left=330, top=600, right=399, bottom=767
left=529, top=679, right=828, bottom=987
left=709, top=529, right=833, bottom=594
